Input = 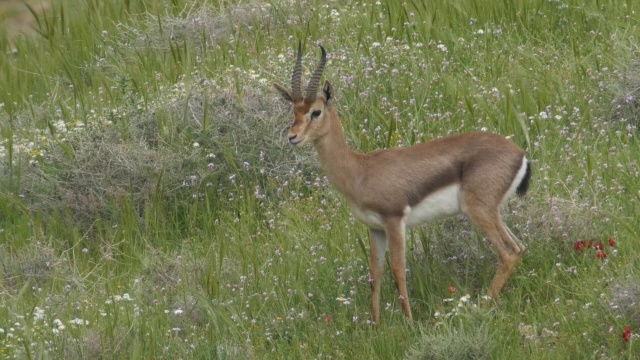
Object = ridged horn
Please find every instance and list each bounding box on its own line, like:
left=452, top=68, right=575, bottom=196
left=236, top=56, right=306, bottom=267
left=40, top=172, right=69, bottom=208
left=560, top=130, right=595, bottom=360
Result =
left=291, top=41, right=303, bottom=100
left=305, top=45, right=326, bottom=100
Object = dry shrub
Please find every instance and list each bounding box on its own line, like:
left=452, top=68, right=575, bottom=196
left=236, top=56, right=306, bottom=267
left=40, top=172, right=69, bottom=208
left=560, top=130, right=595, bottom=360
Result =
left=610, top=53, right=640, bottom=126
left=0, top=241, right=57, bottom=290
left=115, top=2, right=274, bottom=51
left=59, top=327, right=103, bottom=360
left=19, top=127, right=184, bottom=227
left=138, top=243, right=243, bottom=324
left=156, top=83, right=317, bottom=176
left=610, top=278, right=640, bottom=325
left=405, top=321, right=494, bottom=360
left=524, top=196, right=603, bottom=248
left=12, top=80, right=315, bottom=230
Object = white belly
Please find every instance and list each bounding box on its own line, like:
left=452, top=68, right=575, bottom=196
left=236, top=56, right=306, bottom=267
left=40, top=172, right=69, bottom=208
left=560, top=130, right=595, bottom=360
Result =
left=350, top=184, right=462, bottom=230
left=351, top=206, right=386, bottom=230
left=404, top=184, right=461, bottom=227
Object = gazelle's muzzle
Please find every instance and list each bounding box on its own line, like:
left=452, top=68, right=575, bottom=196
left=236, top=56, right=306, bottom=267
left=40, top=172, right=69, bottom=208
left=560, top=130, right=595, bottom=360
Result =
left=288, top=134, right=301, bottom=145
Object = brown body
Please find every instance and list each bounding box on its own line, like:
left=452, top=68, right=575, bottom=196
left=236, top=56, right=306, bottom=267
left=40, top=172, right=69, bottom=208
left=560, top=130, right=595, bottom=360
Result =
left=274, top=44, right=531, bottom=325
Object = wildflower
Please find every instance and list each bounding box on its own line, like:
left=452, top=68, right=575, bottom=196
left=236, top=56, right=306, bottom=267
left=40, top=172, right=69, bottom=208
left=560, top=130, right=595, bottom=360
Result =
left=622, top=326, right=631, bottom=342
left=336, top=295, right=351, bottom=305
left=574, top=240, right=593, bottom=252
left=33, top=307, right=46, bottom=321
left=68, top=318, right=89, bottom=325
left=608, top=237, right=616, bottom=246
left=594, top=242, right=604, bottom=250
left=324, top=316, right=331, bottom=323
left=448, top=286, right=457, bottom=294
left=596, top=250, right=607, bottom=260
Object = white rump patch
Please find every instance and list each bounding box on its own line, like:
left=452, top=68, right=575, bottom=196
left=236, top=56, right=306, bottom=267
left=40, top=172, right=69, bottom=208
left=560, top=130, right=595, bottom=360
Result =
left=404, top=184, right=461, bottom=227
left=502, top=156, right=528, bottom=204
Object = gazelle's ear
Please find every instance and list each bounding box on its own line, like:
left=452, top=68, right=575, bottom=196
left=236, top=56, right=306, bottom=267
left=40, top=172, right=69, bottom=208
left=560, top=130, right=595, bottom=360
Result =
left=323, top=80, right=333, bottom=105
left=273, top=83, right=294, bottom=102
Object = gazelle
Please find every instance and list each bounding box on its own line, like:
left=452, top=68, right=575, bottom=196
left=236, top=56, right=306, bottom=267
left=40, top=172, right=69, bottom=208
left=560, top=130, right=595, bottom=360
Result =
left=274, top=43, right=531, bottom=325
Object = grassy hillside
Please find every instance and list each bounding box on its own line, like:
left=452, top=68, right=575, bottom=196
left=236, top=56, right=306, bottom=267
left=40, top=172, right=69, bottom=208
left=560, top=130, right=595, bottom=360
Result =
left=1, top=0, right=639, bottom=358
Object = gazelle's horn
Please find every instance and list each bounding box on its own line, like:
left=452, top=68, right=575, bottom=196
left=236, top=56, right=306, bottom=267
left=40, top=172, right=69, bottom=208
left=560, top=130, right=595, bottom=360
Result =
left=305, top=45, right=326, bottom=100
left=291, top=41, right=303, bottom=100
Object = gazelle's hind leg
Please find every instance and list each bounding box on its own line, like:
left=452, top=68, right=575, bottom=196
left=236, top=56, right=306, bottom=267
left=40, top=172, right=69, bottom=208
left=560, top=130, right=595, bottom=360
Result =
left=495, top=214, right=524, bottom=255
left=505, top=224, right=526, bottom=253
left=465, top=208, right=523, bottom=299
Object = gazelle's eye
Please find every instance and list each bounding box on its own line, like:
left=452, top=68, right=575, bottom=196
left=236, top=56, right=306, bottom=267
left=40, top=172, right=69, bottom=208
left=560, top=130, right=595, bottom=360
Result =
left=310, top=110, right=322, bottom=119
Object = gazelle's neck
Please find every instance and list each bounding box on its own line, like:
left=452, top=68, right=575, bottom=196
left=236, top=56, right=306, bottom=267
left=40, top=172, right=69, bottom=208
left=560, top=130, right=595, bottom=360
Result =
left=313, top=108, right=361, bottom=197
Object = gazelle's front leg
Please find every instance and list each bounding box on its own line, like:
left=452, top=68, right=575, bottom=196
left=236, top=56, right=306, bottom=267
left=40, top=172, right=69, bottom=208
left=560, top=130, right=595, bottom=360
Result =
left=385, top=219, right=413, bottom=324
left=369, top=228, right=387, bottom=325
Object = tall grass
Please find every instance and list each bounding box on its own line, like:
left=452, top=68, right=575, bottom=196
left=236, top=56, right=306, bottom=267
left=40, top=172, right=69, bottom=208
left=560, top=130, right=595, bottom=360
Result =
left=1, top=0, right=639, bottom=358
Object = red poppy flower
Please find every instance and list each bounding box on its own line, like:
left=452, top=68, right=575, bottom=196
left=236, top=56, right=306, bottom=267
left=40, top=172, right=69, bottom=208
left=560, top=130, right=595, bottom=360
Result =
left=608, top=237, right=616, bottom=247
left=574, top=240, right=595, bottom=252
left=596, top=250, right=607, bottom=259
left=324, top=316, right=331, bottom=323
left=448, top=286, right=457, bottom=294
left=622, top=326, right=631, bottom=342
left=594, top=242, right=604, bottom=250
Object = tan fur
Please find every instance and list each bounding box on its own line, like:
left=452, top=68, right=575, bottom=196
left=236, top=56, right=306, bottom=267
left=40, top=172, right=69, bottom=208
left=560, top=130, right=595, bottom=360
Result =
left=275, top=60, right=529, bottom=326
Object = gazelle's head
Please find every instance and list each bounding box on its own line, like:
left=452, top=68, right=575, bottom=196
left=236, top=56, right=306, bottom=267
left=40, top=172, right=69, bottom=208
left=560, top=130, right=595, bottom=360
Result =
left=274, top=42, right=334, bottom=146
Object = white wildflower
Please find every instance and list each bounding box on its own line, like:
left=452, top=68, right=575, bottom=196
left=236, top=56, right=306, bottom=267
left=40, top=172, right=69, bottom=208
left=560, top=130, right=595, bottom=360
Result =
left=69, top=318, right=90, bottom=325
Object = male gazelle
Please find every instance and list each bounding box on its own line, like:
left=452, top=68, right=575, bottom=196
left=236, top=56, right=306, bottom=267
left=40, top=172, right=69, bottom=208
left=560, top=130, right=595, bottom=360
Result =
left=274, top=43, right=531, bottom=325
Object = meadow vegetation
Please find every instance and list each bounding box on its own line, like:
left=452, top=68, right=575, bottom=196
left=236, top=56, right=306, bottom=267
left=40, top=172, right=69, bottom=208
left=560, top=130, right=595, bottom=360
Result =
left=0, top=0, right=639, bottom=358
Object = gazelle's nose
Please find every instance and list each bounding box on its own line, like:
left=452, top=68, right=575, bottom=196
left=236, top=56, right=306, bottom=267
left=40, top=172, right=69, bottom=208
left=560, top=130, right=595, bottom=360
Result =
left=288, top=135, right=298, bottom=143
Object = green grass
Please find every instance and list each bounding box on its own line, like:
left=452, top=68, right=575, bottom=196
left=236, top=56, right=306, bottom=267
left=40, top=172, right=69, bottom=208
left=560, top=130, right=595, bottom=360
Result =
left=1, top=0, right=639, bottom=358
